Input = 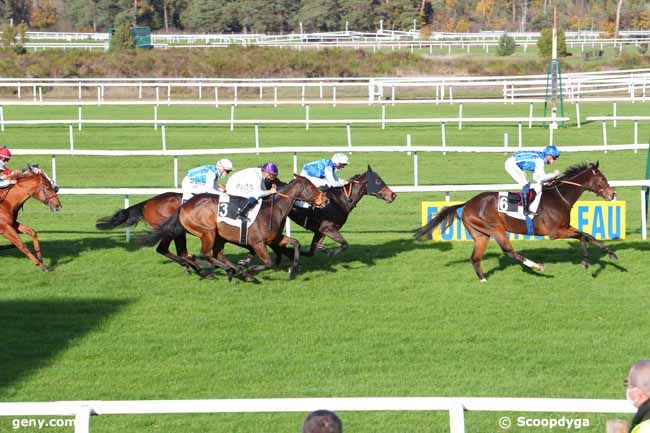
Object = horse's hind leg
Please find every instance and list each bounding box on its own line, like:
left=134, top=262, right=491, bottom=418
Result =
left=467, top=229, right=489, bottom=282
left=16, top=222, right=42, bottom=260
left=492, top=230, right=544, bottom=272
left=303, top=232, right=325, bottom=257
left=156, top=237, right=206, bottom=277
left=0, top=226, right=49, bottom=271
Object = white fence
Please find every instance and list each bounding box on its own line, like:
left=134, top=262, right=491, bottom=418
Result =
left=0, top=396, right=636, bottom=433
left=1, top=69, right=648, bottom=105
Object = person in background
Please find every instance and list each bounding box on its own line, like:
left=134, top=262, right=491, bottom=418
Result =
left=626, top=360, right=650, bottom=433
left=302, top=410, right=342, bottom=433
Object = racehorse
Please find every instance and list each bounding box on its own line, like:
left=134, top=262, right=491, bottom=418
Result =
left=415, top=162, right=618, bottom=281
left=288, top=165, right=396, bottom=257
left=138, top=175, right=327, bottom=281
left=0, top=165, right=61, bottom=271
left=95, top=192, right=202, bottom=274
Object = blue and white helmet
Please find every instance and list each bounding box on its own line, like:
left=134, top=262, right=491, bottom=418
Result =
left=543, top=145, right=560, bottom=159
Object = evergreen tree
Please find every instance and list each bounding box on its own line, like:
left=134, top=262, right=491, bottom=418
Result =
left=295, top=0, right=341, bottom=32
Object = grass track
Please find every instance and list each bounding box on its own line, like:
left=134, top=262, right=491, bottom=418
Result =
left=1, top=101, right=649, bottom=433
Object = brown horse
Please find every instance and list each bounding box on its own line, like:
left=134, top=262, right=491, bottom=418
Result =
left=0, top=165, right=62, bottom=271
left=139, top=175, right=327, bottom=281
left=94, top=192, right=204, bottom=274
left=415, top=162, right=618, bottom=281
left=288, top=165, right=396, bottom=257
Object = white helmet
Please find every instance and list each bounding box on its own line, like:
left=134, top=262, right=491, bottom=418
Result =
left=216, top=158, right=233, bottom=171
left=331, top=153, right=349, bottom=166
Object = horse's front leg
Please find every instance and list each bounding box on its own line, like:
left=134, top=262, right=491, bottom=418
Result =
left=0, top=225, right=49, bottom=271
left=319, top=227, right=349, bottom=257
left=276, top=235, right=301, bottom=279
left=16, top=222, right=43, bottom=261
left=579, top=230, right=618, bottom=261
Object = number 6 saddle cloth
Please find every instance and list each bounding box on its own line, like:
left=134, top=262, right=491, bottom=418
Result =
left=496, top=190, right=541, bottom=221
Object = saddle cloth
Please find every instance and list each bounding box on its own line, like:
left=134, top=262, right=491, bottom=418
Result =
left=216, top=194, right=263, bottom=228
left=496, top=190, right=541, bottom=221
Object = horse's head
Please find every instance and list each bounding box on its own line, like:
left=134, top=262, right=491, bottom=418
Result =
left=583, top=161, right=616, bottom=201
left=22, top=165, right=62, bottom=211
left=366, top=165, right=396, bottom=203
left=290, top=175, right=328, bottom=208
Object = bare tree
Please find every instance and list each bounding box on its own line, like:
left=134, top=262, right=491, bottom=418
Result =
left=614, top=0, right=623, bottom=51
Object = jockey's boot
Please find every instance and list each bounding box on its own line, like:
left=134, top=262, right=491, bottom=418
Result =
left=521, top=184, right=537, bottom=217
left=237, top=197, right=257, bottom=219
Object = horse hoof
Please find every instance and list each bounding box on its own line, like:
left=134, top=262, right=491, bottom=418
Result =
left=537, top=263, right=545, bottom=272
left=479, top=278, right=487, bottom=283
left=581, top=260, right=590, bottom=270
left=226, top=269, right=234, bottom=282
left=41, top=266, right=51, bottom=273
left=608, top=252, right=618, bottom=261
left=288, top=267, right=297, bottom=279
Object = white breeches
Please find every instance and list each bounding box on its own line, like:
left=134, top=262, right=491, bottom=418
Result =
left=181, top=177, right=219, bottom=202
left=504, top=157, right=529, bottom=187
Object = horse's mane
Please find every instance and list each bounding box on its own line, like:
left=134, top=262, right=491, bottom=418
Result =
left=347, top=172, right=365, bottom=183
left=557, top=162, right=591, bottom=180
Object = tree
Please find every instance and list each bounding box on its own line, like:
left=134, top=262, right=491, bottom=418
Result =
left=536, top=27, right=567, bottom=58
left=30, top=0, right=57, bottom=28
left=614, top=0, right=623, bottom=45
left=109, top=22, right=135, bottom=51
left=295, top=0, right=341, bottom=32
left=496, top=32, right=516, bottom=55
left=0, top=21, right=27, bottom=53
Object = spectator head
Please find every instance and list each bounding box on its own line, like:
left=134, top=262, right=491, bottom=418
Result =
left=302, top=410, right=342, bottom=433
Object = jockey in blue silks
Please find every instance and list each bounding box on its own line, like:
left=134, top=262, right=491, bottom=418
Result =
left=504, top=145, right=560, bottom=215
left=181, top=158, right=233, bottom=203
left=300, top=153, right=349, bottom=189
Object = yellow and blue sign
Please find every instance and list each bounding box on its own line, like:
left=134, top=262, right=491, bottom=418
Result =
left=421, top=201, right=626, bottom=241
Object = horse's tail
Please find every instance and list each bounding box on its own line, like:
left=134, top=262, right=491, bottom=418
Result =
left=414, top=203, right=465, bottom=240
left=96, top=201, right=146, bottom=230
left=137, top=210, right=184, bottom=248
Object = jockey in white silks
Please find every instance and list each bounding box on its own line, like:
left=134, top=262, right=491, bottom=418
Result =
left=504, top=145, right=561, bottom=215
left=225, top=162, right=278, bottom=218
left=181, top=158, right=233, bottom=203
left=300, top=153, right=349, bottom=189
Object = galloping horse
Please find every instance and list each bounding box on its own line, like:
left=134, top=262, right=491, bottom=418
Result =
left=288, top=165, right=396, bottom=257
left=415, top=162, right=617, bottom=281
left=0, top=165, right=61, bottom=271
left=139, top=176, right=327, bottom=281
left=95, top=192, right=201, bottom=273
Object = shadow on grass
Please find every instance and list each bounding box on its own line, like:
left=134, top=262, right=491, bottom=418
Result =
left=442, top=240, right=650, bottom=279
left=0, top=234, right=131, bottom=269
left=0, top=298, right=131, bottom=397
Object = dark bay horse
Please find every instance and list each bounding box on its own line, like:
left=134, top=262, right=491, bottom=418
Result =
left=95, top=192, right=202, bottom=273
left=139, top=176, right=327, bottom=281
left=288, top=165, right=396, bottom=257
left=415, top=162, right=617, bottom=281
left=0, top=165, right=61, bottom=271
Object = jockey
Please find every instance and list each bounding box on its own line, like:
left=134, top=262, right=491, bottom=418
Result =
left=300, top=153, right=349, bottom=189
left=504, top=145, right=561, bottom=216
left=0, top=145, right=16, bottom=189
left=226, top=162, right=278, bottom=218
left=181, top=158, right=233, bottom=203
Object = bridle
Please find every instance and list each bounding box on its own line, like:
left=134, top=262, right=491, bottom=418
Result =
left=552, top=166, right=610, bottom=206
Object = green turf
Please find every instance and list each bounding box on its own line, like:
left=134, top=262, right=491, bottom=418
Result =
left=0, top=101, right=649, bottom=433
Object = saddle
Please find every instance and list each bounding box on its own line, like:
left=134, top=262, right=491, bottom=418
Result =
left=216, top=194, right=263, bottom=245
left=498, top=191, right=536, bottom=213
